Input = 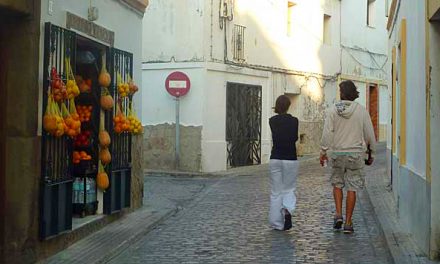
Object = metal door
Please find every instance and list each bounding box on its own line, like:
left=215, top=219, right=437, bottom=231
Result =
left=226, top=82, right=262, bottom=167
left=103, top=48, right=132, bottom=214
left=40, top=23, right=76, bottom=239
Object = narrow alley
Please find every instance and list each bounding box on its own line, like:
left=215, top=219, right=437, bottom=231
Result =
left=2, top=1, right=440, bottom=263
left=45, top=147, right=395, bottom=264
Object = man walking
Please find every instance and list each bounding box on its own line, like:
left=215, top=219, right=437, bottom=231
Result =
left=320, top=80, right=376, bottom=234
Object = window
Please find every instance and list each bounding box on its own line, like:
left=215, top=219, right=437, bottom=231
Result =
left=287, top=2, right=296, bottom=36
left=323, top=14, right=331, bottom=44
left=367, top=0, right=376, bottom=27
left=233, top=24, right=246, bottom=62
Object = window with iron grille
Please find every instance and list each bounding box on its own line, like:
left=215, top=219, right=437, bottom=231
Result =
left=233, top=24, right=246, bottom=62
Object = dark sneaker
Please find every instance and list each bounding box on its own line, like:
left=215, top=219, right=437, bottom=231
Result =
left=284, top=210, right=292, bottom=230
left=333, top=216, right=343, bottom=230
left=343, top=222, right=354, bottom=234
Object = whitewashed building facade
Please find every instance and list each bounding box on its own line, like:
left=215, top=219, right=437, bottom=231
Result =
left=142, top=0, right=389, bottom=172
left=386, top=0, right=440, bottom=259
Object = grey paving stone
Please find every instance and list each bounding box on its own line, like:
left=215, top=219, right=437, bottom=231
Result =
left=108, top=159, right=393, bottom=264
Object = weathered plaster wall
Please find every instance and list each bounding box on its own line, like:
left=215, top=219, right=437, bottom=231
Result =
left=144, top=124, right=202, bottom=172
left=297, top=121, right=324, bottom=155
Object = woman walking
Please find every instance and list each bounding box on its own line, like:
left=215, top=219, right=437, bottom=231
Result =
left=268, top=95, right=299, bottom=231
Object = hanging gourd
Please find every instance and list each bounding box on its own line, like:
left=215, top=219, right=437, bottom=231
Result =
left=100, top=148, right=111, bottom=165
left=97, top=162, right=109, bottom=190
left=98, top=53, right=111, bottom=88
left=100, top=87, right=114, bottom=110
left=98, top=114, right=111, bottom=147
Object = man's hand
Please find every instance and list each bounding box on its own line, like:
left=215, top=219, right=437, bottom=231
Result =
left=365, top=157, right=374, bottom=166
left=365, top=144, right=374, bottom=166
left=320, top=153, right=328, bottom=167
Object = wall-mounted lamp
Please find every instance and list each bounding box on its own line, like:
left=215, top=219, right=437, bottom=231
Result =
left=88, top=1, right=99, bottom=21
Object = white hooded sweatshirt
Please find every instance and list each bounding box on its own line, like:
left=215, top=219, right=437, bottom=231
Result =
left=320, top=100, right=376, bottom=156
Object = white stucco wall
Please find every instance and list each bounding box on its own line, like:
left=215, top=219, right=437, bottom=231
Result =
left=141, top=63, right=204, bottom=126
left=341, top=0, right=388, bottom=80
left=202, top=64, right=271, bottom=172
left=429, top=17, right=440, bottom=258
left=142, top=0, right=205, bottom=62
left=141, top=0, right=389, bottom=171
left=38, top=0, right=144, bottom=126
left=387, top=1, right=434, bottom=255
left=211, top=0, right=341, bottom=75
left=388, top=0, right=426, bottom=176
left=379, top=85, right=389, bottom=125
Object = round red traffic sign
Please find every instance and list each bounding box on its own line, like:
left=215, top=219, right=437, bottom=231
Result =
left=165, top=71, right=191, bottom=97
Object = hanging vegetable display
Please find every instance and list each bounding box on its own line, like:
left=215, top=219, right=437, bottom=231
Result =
left=127, top=105, right=143, bottom=135
left=99, top=54, right=111, bottom=88
left=97, top=162, right=109, bottom=190
left=99, top=148, right=111, bottom=165
left=61, top=101, right=81, bottom=138
left=50, top=67, right=68, bottom=102
left=43, top=95, right=66, bottom=137
left=75, top=75, right=92, bottom=93
left=74, top=130, right=91, bottom=148
left=99, top=116, right=111, bottom=147
left=117, top=72, right=129, bottom=98
left=113, top=103, right=130, bottom=134
left=128, top=74, right=139, bottom=95
left=72, top=151, right=92, bottom=164
left=100, top=87, right=114, bottom=110
left=65, top=57, right=80, bottom=99
left=76, top=105, right=93, bottom=122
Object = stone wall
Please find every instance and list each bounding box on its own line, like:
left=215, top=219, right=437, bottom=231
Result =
left=131, top=134, right=144, bottom=209
left=297, top=121, right=324, bottom=156
left=0, top=1, right=42, bottom=263
left=143, top=124, right=202, bottom=172
left=0, top=0, right=32, bottom=14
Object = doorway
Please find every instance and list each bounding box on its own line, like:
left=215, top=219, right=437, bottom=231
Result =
left=368, top=83, right=379, bottom=140
left=0, top=19, right=6, bottom=261
left=226, top=82, right=262, bottom=167
left=40, top=23, right=133, bottom=239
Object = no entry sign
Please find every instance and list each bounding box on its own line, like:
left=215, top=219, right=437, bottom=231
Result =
left=165, top=71, right=191, bottom=97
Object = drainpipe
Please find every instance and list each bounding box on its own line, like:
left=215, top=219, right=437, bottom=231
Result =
left=210, top=0, right=213, bottom=60
left=339, top=0, right=343, bottom=78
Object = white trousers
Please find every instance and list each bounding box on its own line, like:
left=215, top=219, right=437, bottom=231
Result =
left=269, top=159, right=299, bottom=230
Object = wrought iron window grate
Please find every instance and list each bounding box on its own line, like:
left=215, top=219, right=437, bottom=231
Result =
left=233, top=24, right=246, bottom=62
left=226, top=83, right=262, bottom=167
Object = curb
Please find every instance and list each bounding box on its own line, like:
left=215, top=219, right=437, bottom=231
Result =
left=145, top=170, right=217, bottom=178
left=97, top=208, right=178, bottom=264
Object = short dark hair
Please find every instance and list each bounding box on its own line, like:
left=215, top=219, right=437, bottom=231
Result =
left=339, top=80, right=359, bottom=101
left=274, top=95, right=291, bottom=114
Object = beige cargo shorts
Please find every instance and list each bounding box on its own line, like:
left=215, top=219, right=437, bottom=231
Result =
left=331, top=153, right=365, bottom=192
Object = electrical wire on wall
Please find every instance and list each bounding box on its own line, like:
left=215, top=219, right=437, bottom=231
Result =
left=341, top=44, right=388, bottom=74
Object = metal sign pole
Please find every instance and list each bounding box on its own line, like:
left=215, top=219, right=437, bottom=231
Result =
left=175, top=96, right=180, bottom=170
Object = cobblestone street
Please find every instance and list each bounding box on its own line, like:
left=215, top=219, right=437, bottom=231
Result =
left=107, top=156, right=393, bottom=263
